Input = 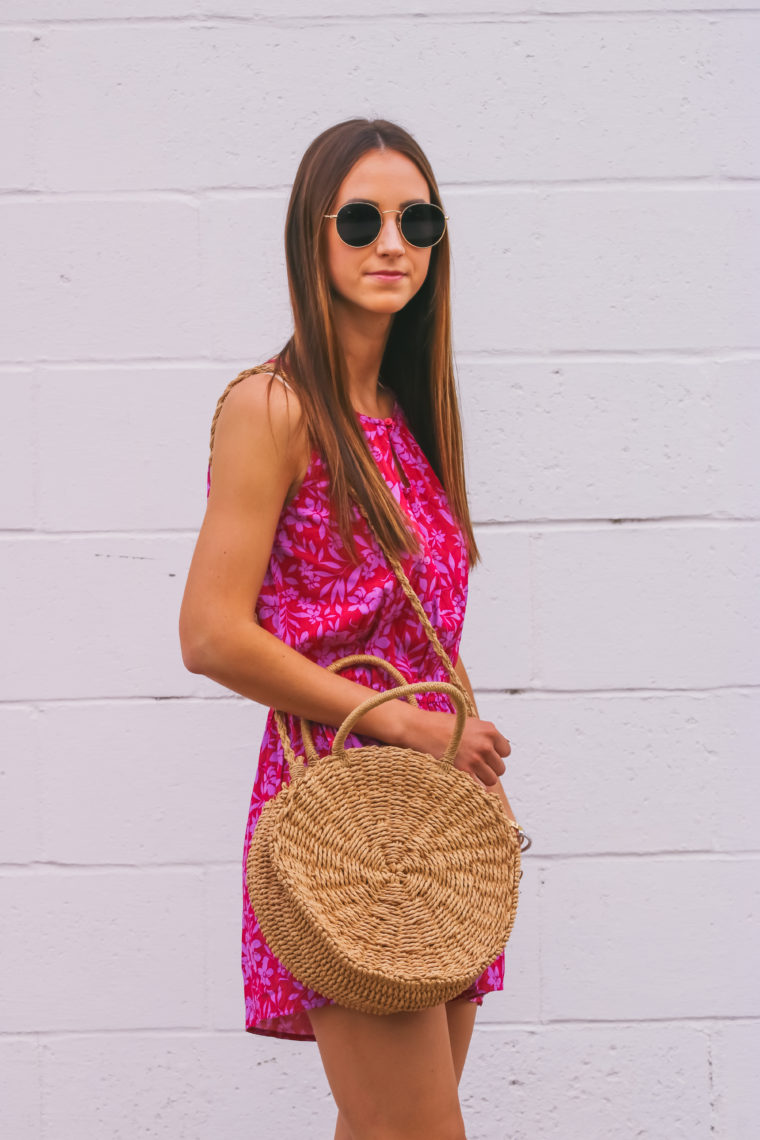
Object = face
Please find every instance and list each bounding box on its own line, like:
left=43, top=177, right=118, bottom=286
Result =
left=323, top=148, right=435, bottom=318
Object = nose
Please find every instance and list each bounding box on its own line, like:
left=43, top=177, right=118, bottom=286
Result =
left=375, top=212, right=405, bottom=255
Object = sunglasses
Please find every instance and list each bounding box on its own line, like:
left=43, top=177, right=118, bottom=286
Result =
left=323, top=201, right=448, bottom=249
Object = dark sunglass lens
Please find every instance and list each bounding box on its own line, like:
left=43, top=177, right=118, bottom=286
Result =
left=335, top=203, right=381, bottom=247
left=400, top=203, right=446, bottom=247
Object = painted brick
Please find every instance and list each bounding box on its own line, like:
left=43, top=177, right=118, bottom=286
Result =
left=0, top=706, right=42, bottom=864
left=458, top=527, right=533, bottom=689
left=2, top=1, right=193, bottom=18
left=460, top=358, right=760, bottom=523
left=472, top=858, right=542, bottom=1027
left=477, top=689, right=760, bottom=857
left=40, top=1030, right=332, bottom=1140
left=36, top=364, right=237, bottom=532
left=30, top=17, right=758, bottom=189
left=532, top=525, right=760, bottom=689
left=36, top=698, right=268, bottom=864
left=711, top=1020, right=760, bottom=1140
left=448, top=185, right=760, bottom=353
left=0, top=535, right=201, bottom=700
left=0, top=1037, right=40, bottom=1140
left=204, top=863, right=245, bottom=1031
left=460, top=1022, right=712, bottom=1140
left=0, top=30, right=36, bottom=190
left=0, top=369, right=36, bottom=527
left=0, top=869, right=206, bottom=1031
left=541, top=856, right=760, bottom=1021
left=201, top=194, right=293, bottom=361
left=1, top=199, right=204, bottom=361
left=5, top=2, right=759, bottom=18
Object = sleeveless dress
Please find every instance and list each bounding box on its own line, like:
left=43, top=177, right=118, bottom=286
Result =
left=206, top=375, right=506, bottom=1041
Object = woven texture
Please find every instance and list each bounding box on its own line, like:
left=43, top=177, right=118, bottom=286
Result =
left=247, top=673, right=525, bottom=1015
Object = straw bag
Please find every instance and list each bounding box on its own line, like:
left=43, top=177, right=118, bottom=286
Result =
left=209, top=364, right=531, bottom=1015
left=248, top=654, right=530, bottom=1016
left=247, top=526, right=532, bottom=1016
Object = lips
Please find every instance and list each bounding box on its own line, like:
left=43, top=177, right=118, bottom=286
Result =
left=367, top=271, right=405, bottom=278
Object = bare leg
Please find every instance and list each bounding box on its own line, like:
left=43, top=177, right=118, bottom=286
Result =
left=310, top=999, right=468, bottom=1140
left=322, top=995, right=478, bottom=1140
left=445, top=996, right=478, bottom=1084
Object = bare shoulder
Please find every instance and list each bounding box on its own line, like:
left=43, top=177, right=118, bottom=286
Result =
left=214, top=368, right=304, bottom=450
left=181, top=370, right=308, bottom=664
left=211, top=368, right=309, bottom=500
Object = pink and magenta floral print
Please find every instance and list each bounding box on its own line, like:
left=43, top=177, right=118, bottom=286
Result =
left=207, top=389, right=506, bottom=1041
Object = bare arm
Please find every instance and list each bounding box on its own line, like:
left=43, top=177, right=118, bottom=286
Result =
left=179, top=374, right=409, bottom=744
left=179, top=374, right=511, bottom=787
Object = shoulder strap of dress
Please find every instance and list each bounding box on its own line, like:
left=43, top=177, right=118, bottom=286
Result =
left=207, top=362, right=293, bottom=472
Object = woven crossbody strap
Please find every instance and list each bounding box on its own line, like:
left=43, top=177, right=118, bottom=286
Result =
left=350, top=500, right=475, bottom=715
left=207, top=362, right=477, bottom=725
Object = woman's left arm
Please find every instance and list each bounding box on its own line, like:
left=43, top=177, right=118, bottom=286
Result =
left=454, top=655, right=519, bottom=826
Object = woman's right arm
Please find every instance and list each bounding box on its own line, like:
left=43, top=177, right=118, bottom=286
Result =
left=179, top=373, right=415, bottom=746
left=178, top=373, right=508, bottom=787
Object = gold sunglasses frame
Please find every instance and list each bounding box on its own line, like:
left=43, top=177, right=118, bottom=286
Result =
left=323, top=201, right=449, bottom=249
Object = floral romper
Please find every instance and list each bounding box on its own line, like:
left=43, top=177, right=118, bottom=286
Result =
left=206, top=373, right=506, bottom=1041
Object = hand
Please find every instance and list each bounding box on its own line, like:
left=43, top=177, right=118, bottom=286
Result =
left=399, top=705, right=511, bottom=789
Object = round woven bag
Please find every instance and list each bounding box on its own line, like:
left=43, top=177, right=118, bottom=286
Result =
left=246, top=656, right=528, bottom=1016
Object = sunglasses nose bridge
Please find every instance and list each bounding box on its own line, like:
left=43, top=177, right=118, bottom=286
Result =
left=375, top=208, right=406, bottom=249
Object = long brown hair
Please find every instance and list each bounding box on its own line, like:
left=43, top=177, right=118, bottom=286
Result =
left=266, top=117, right=480, bottom=568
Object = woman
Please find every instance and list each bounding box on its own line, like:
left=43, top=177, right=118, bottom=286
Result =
left=179, top=118, right=520, bottom=1140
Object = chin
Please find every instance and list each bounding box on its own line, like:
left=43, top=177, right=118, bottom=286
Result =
left=368, top=287, right=413, bottom=308
left=337, top=288, right=412, bottom=316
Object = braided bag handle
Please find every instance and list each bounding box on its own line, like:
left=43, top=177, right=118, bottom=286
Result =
left=207, top=362, right=477, bottom=746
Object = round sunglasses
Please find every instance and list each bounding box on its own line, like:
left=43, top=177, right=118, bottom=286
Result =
left=323, top=201, right=448, bottom=249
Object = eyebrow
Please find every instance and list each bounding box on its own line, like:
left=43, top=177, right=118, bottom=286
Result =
left=341, top=197, right=428, bottom=208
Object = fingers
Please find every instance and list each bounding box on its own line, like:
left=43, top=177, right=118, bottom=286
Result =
left=492, top=729, right=511, bottom=758
left=455, top=719, right=513, bottom=785
left=476, top=763, right=500, bottom=787
left=476, top=720, right=511, bottom=757
left=479, top=749, right=506, bottom=785
left=481, top=725, right=510, bottom=782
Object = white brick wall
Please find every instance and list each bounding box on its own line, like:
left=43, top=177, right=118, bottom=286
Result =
left=1, top=3, right=758, bottom=1137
